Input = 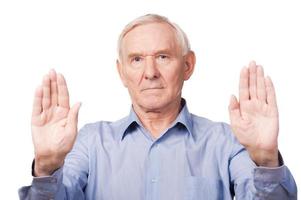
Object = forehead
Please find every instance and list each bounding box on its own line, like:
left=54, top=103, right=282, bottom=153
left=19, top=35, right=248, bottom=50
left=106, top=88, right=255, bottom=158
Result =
left=121, top=22, right=180, bottom=56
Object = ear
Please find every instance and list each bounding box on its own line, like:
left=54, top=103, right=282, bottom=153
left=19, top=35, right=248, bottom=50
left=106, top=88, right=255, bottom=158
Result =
left=183, top=51, right=196, bottom=80
left=116, top=59, right=128, bottom=88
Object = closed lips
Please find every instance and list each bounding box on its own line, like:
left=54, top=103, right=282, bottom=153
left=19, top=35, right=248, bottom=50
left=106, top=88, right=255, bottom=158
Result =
left=141, top=87, right=163, bottom=91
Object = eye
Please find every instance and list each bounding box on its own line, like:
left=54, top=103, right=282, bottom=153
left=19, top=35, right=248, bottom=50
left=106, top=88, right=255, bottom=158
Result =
left=133, top=56, right=142, bottom=62
left=159, top=54, right=168, bottom=59
left=156, top=54, right=170, bottom=64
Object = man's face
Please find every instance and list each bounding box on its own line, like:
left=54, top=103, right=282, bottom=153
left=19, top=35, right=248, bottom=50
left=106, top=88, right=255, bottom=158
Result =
left=118, top=22, right=195, bottom=111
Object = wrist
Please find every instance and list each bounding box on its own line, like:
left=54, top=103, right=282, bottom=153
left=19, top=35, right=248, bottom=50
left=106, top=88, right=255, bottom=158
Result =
left=247, top=148, right=279, bottom=167
left=34, top=161, right=54, bottom=177
left=34, top=156, right=63, bottom=177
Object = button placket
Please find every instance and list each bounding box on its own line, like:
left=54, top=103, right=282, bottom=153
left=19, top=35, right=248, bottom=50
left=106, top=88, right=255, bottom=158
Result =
left=146, top=142, right=160, bottom=200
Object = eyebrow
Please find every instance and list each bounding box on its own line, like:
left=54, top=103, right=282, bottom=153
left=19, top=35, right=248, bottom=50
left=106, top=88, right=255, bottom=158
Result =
left=126, top=49, right=174, bottom=59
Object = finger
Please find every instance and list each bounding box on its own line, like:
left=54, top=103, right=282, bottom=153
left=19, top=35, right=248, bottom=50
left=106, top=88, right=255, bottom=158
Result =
left=249, top=61, right=257, bottom=99
left=49, top=69, right=58, bottom=106
left=32, top=86, right=43, bottom=117
left=256, top=65, right=267, bottom=102
left=66, top=102, right=81, bottom=132
left=42, top=75, right=51, bottom=110
left=57, top=73, right=70, bottom=108
left=228, top=95, right=241, bottom=122
left=265, top=76, right=277, bottom=107
left=239, top=67, right=249, bottom=101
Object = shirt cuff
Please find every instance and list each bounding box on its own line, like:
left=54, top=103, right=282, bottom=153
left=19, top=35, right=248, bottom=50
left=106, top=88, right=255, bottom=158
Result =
left=30, top=164, right=63, bottom=199
left=254, top=165, right=287, bottom=183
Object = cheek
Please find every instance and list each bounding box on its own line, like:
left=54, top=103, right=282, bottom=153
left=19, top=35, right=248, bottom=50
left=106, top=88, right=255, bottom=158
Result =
left=164, top=69, right=185, bottom=92
left=123, top=68, right=143, bottom=89
left=166, top=65, right=185, bottom=82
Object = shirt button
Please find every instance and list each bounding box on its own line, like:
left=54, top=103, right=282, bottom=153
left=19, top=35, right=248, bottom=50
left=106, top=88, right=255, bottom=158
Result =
left=151, top=178, right=157, bottom=183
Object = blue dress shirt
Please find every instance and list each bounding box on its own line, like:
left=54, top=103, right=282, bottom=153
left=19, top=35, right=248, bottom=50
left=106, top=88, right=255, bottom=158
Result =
left=19, top=100, right=297, bottom=199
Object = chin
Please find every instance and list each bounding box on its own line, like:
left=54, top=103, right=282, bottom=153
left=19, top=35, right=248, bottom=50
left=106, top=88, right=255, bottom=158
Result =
left=138, top=97, right=167, bottom=111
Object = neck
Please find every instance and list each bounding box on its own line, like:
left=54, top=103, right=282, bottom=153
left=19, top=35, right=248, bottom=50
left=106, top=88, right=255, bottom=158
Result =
left=133, top=98, right=182, bottom=139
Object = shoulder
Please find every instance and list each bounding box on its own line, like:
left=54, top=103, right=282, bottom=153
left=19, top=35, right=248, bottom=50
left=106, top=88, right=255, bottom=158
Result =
left=190, top=114, right=232, bottom=137
left=190, top=113, right=243, bottom=153
left=77, top=116, right=128, bottom=141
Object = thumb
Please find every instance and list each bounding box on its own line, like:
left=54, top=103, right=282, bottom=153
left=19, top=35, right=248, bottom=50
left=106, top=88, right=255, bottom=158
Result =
left=228, top=95, right=241, bottom=121
left=66, top=102, right=81, bottom=130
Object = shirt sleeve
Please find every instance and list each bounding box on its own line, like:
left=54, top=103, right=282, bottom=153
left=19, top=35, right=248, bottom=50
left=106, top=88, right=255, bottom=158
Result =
left=18, top=166, right=63, bottom=200
left=253, top=164, right=297, bottom=199
left=18, top=125, right=90, bottom=200
left=227, top=127, right=298, bottom=199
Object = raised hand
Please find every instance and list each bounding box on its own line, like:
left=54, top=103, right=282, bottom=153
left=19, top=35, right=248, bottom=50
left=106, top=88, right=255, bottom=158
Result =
left=31, top=69, right=81, bottom=176
left=228, top=61, right=279, bottom=167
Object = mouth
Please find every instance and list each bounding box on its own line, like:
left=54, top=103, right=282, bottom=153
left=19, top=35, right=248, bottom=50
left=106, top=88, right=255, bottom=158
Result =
left=141, top=87, right=164, bottom=91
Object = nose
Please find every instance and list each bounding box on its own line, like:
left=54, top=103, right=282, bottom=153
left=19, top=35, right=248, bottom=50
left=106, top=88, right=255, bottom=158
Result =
left=144, top=56, right=160, bottom=80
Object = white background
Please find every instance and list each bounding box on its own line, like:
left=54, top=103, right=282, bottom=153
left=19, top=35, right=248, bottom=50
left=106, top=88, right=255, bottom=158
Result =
left=0, top=0, right=300, bottom=199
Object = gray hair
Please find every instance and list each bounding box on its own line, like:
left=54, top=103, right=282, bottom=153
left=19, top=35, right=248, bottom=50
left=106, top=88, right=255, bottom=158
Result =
left=117, top=14, right=191, bottom=60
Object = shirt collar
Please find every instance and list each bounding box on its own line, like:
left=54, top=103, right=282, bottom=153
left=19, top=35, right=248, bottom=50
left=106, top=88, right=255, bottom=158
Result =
left=117, top=98, right=193, bottom=141
left=174, top=99, right=193, bottom=136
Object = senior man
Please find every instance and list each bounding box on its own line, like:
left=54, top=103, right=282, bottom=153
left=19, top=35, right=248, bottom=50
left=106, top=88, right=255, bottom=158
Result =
left=19, top=14, right=297, bottom=199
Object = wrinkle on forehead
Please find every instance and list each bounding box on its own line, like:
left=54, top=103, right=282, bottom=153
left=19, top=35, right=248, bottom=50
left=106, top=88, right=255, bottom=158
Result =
left=121, top=22, right=182, bottom=58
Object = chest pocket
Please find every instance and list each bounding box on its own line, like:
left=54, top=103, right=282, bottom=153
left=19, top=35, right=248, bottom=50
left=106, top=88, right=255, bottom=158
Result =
left=183, top=176, right=223, bottom=200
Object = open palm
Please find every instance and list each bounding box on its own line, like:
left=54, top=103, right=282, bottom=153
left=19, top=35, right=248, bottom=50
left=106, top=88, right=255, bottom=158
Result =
left=31, top=69, right=81, bottom=176
left=229, top=61, right=279, bottom=167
